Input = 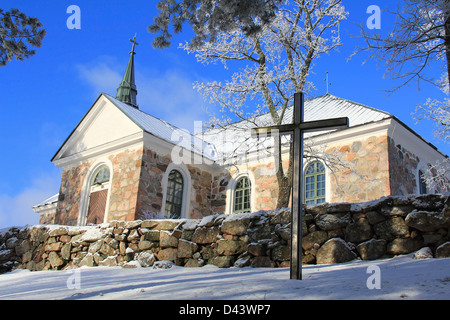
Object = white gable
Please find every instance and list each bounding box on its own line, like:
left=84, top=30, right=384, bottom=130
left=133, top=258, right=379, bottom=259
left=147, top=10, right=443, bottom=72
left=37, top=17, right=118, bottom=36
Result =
left=104, top=94, right=216, bottom=160
left=53, top=95, right=142, bottom=164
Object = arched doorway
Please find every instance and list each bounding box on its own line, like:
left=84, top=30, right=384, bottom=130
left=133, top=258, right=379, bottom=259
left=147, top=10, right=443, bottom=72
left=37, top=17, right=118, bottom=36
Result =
left=86, top=165, right=110, bottom=224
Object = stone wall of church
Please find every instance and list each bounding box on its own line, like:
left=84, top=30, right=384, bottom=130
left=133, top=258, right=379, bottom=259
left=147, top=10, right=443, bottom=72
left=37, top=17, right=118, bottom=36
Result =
left=230, top=158, right=290, bottom=212
left=187, top=165, right=213, bottom=219
left=54, top=146, right=144, bottom=225
left=54, top=145, right=228, bottom=226
left=55, top=163, right=90, bottom=226
left=135, top=147, right=224, bottom=220
left=135, top=147, right=169, bottom=220
left=388, top=137, right=420, bottom=196
left=326, top=134, right=391, bottom=203
left=107, top=147, right=143, bottom=221
left=210, top=172, right=231, bottom=215
left=227, top=133, right=393, bottom=212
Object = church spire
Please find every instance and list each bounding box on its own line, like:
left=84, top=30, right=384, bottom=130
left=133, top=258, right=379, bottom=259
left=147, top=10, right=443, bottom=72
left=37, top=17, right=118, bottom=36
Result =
left=116, top=34, right=139, bottom=109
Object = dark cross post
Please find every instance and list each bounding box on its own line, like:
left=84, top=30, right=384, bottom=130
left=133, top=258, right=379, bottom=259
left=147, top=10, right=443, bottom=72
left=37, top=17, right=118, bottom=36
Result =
left=252, top=92, right=349, bottom=280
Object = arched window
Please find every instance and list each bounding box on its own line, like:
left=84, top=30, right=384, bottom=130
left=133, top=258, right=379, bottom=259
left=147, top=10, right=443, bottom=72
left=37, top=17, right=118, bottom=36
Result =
left=165, top=170, right=184, bottom=218
left=418, top=170, right=428, bottom=195
left=86, top=165, right=110, bottom=225
left=234, top=177, right=251, bottom=213
left=92, top=165, right=110, bottom=185
left=304, top=161, right=326, bottom=206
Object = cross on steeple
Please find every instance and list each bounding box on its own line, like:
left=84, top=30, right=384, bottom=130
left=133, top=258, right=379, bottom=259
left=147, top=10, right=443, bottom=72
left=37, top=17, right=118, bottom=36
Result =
left=130, top=33, right=139, bottom=55
left=252, top=92, right=349, bottom=280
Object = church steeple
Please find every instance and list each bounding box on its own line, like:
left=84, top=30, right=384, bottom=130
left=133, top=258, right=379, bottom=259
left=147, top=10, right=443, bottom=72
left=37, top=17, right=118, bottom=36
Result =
left=116, top=34, right=139, bottom=109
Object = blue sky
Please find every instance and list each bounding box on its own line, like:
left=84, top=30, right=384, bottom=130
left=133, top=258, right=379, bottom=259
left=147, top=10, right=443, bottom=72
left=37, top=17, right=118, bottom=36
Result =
left=1, top=1, right=448, bottom=229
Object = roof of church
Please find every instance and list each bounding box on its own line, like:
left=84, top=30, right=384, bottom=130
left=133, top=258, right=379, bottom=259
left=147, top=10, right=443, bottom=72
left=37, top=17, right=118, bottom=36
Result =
left=108, top=92, right=402, bottom=161
left=221, top=93, right=392, bottom=129
left=294, top=93, right=392, bottom=126
left=32, top=193, right=59, bottom=209
left=200, top=93, right=395, bottom=158
left=104, top=94, right=217, bottom=160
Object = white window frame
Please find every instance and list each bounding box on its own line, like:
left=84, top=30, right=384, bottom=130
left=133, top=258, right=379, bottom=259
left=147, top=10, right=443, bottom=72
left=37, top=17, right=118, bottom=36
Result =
left=303, top=159, right=329, bottom=205
left=225, top=171, right=256, bottom=214
left=161, top=163, right=191, bottom=219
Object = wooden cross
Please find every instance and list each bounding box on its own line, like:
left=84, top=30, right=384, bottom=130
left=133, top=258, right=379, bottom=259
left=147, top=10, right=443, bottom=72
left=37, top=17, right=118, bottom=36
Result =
left=130, top=34, right=139, bottom=55
left=252, top=92, right=349, bottom=280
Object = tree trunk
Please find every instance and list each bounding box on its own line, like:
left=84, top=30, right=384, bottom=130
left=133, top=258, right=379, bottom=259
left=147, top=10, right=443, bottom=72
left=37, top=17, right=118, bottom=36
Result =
left=275, top=133, right=294, bottom=208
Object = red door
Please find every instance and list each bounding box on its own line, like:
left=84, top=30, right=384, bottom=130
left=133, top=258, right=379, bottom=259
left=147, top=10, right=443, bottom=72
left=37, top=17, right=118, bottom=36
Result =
left=86, top=189, right=108, bottom=224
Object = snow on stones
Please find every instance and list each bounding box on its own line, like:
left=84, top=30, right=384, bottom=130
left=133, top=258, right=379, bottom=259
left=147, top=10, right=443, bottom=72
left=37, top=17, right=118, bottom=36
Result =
left=0, top=193, right=449, bottom=274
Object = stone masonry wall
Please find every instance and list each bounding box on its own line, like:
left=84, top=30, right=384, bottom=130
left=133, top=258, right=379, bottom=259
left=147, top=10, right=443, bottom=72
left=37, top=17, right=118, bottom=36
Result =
left=55, top=162, right=90, bottom=226
left=135, top=147, right=225, bottom=220
left=2, top=193, right=450, bottom=274
left=108, top=147, right=143, bottom=221
left=54, top=146, right=144, bottom=225
left=135, top=147, right=169, bottom=220
left=326, top=134, right=391, bottom=203
left=388, top=137, right=421, bottom=196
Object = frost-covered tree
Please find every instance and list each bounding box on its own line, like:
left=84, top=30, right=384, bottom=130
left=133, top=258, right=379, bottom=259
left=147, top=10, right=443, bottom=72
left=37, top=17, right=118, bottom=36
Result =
left=353, top=0, right=450, bottom=92
left=181, top=0, right=348, bottom=208
left=353, top=0, right=450, bottom=191
left=149, top=0, right=282, bottom=49
left=0, top=8, right=46, bottom=66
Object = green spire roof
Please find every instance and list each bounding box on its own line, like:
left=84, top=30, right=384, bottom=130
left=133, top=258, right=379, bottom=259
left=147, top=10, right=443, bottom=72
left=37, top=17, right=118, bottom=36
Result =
left=116, top=35, right=138, bottom=109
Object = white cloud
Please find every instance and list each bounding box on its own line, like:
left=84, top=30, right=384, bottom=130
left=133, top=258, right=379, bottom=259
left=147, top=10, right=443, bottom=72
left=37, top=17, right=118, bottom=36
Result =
left=0, top=172, right=61, bottom=229
left=136, top=68, right=210, bottom=131
left=76, top=57, right=122, bottom=96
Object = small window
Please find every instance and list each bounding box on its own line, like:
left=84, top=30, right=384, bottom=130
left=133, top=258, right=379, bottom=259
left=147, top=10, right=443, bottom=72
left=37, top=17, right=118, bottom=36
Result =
left=234, top=177, right=251, bottom=213
left=419, top=170, right=428, bottom=195
left=304, top=161, right=326, bottom=205
left=165, top=170, right=184, bottom=218
left=92, top=166, right=110, bottom=186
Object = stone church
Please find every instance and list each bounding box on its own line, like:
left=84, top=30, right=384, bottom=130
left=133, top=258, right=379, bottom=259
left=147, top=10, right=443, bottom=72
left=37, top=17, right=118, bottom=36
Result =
left=33, top=42, right=448, bottom=226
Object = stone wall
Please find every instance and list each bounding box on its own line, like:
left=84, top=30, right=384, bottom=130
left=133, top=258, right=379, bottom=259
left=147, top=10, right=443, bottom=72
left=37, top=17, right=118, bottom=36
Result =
left=388, top=137, right=420, bottom=196
left=108, top=146, right=143, bottom=221
left=135, top=147, right=169, bottom=220
left=52, top=146, right=224, bottom=226
left=326, top=134, right=391, bottom=203
left=2, top=193, right=449, bottom=274
left=54, top=146, right=145, bottom=225
left=54, top=162, right=90, bottom=225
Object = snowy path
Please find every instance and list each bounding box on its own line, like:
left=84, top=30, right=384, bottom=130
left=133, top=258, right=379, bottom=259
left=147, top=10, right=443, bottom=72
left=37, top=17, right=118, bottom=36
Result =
left=0, top=255, right=449, bottom=300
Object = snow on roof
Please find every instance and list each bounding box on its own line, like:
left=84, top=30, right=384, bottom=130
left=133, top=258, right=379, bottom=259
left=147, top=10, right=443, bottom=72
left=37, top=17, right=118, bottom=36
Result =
left=32, top=193, right=59, bottom=209
left=297, top=93, right=391, bottom=126
left=102, top=93, right=393, bottom=162
left=104, top=94, right=217, bottom=160
left=225, top=93, right=391, bottom=129
left=200, top=94, right=393, bottom=159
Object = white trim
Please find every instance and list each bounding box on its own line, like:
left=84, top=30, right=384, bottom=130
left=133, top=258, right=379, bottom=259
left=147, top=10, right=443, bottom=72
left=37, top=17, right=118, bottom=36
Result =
left=161, top=163, right=192, bottom=219
left=53, top=133, right=144, bottom=168
left=225, top=170, right=256, bottom=215
left=78, top=158, right=113, bottom=226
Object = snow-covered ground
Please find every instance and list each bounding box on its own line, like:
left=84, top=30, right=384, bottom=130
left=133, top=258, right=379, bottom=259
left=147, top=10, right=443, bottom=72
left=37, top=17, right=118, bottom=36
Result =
left=0, top=254, right=449, bottom=301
